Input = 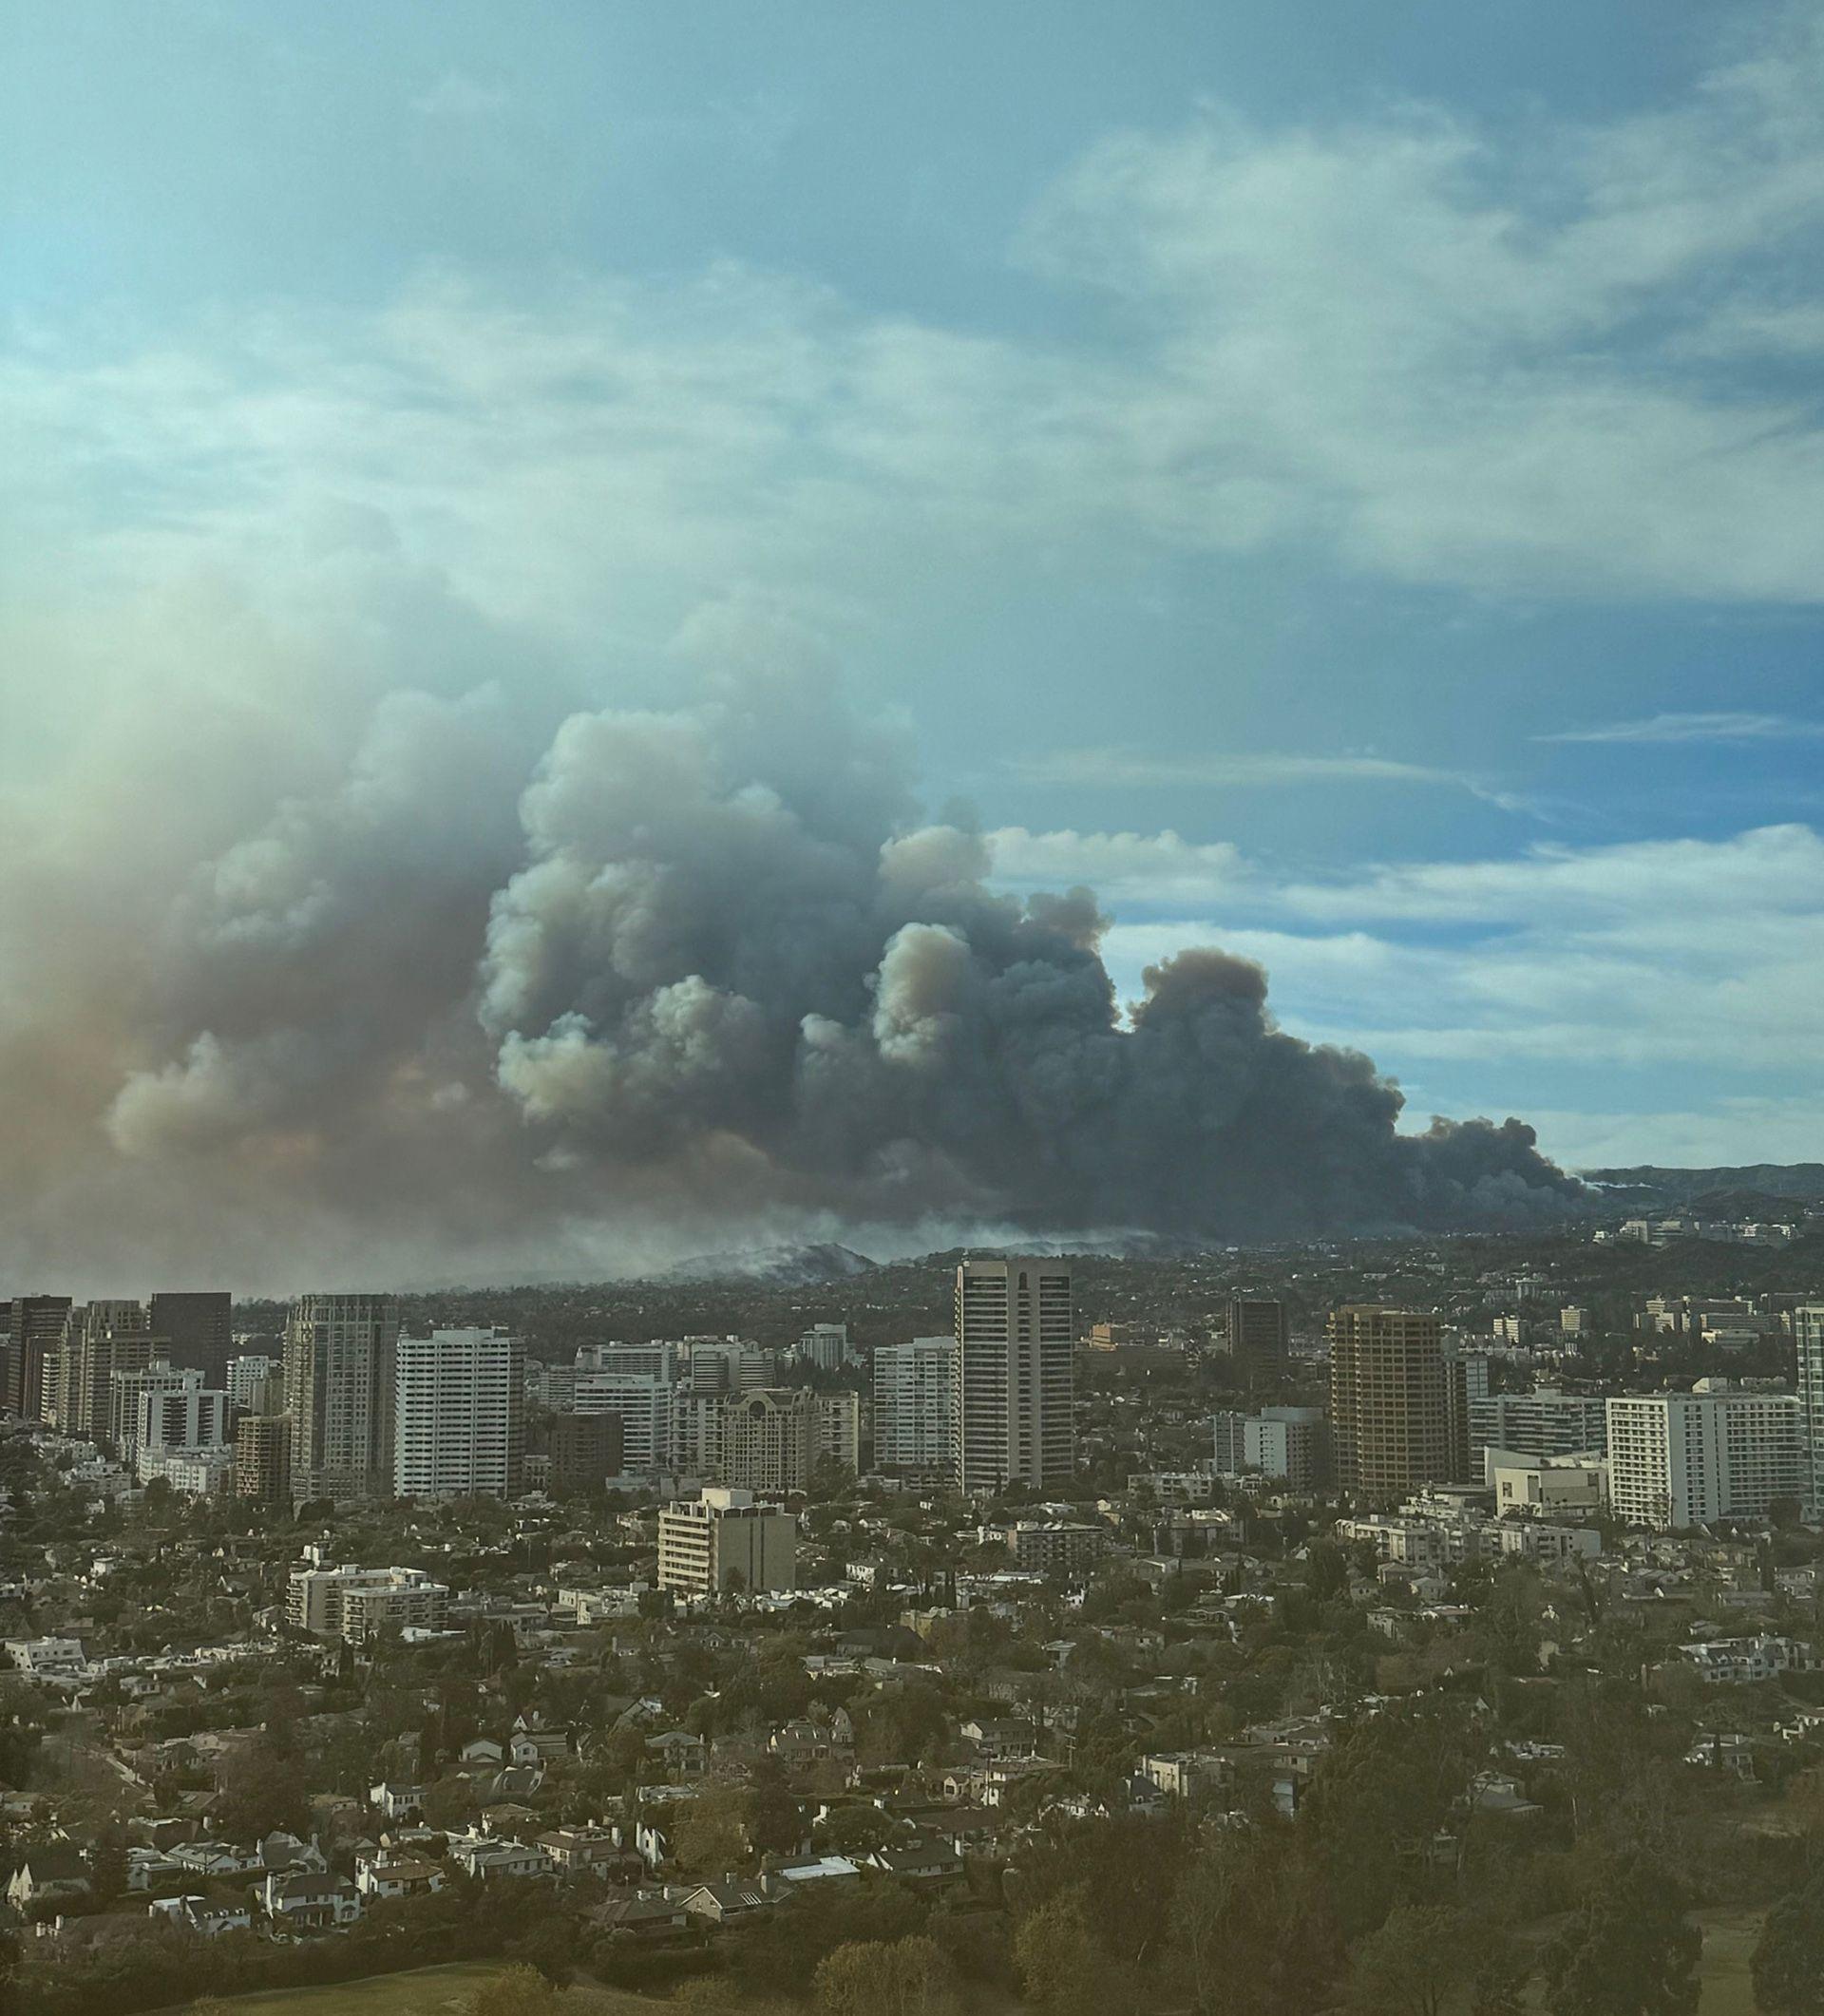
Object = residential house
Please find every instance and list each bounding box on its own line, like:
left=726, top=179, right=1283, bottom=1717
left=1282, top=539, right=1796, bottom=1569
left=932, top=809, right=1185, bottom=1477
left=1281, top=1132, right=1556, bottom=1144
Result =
left=354, top=1854, right=446, bottom=1900
left=680, top=1877, right=777, bottom=1924
left=369, top=1782, right=428, bottom=1822
left=261, top=1869, right=362, bottom=1931
left=7, top=1847, right=92, bottom=1913
left=149, top=1894, right=254, bottom=1936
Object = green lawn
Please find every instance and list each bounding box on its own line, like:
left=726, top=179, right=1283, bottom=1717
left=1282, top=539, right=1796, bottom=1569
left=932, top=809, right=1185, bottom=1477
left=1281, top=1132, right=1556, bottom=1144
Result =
left=1523, top=1906, right=1765, bottom=2016
left=160, top=1965, right=666, bottom=2016
left=1692, top=1908, right=1763, bottom=2016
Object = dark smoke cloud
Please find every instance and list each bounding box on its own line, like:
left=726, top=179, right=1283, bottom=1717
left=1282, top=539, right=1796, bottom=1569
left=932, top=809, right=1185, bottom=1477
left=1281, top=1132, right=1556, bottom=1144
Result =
left=478, top=660, right=1580, bottom=1237
left=0, top=652, right=1580, bottom=1289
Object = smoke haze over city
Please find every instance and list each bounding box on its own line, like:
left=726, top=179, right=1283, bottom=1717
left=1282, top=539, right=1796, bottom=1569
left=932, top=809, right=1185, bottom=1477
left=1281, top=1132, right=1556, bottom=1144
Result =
left=7, top=3, right=1824, bottom=1287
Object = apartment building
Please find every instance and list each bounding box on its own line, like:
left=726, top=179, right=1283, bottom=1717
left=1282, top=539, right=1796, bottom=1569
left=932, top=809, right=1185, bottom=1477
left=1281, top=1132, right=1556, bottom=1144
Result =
left=284, top=1294, right=399, bottom=1501
left=1606, top=1389, right=1808, bottom=1528
left=873, top=1336, right=957, bottom=1471
left=955, top=1260, right=1074, bottom=1493
left=656, top=1488, right=796, bottom=1597
left=1328, top=1306, right=1468, bottom=1503
left=392, top=1327, right=525, bottom=1500
left=287, top=1564, right=451, bottom=1641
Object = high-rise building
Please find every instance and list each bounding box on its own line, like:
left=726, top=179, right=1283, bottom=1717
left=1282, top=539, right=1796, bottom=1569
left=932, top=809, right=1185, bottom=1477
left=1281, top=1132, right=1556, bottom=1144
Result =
left=1247, top=1406, right=1328, bottom=1491
left=226, top=1354, right=283, bottom=1416
left=110, top=1362, right=197, bottom=1468
left=794, top=1323, right=851, bottom=1372
left=1328, top=1306, right=1467, bottom=1503
left=1210, top=1406, right=1327, bottom=1490
left=873, top=1336, right=958, bottom=1471
left=542, top=1411, right=623, bottom=1493
left=1226, top=1297, right=1288, bottom=1389
left=680, top=1338, right=777, bottom=1393
left=148, top=1292, right=234, bottom=1384
left=1469, top=1389, right=1609, bottom=1464
left=670, top=1390, right=726, bottom=1478
left=814, top=1391, right=862, bottom=1474
left=525, top=1359, right=578, bottom=1412
left=657, top=1488, right=796, bottom=1596
left=392, top=1328, right=525, bottom=1500
left=1211, top=1410, right=1249, bottom=1475
left=234, top=1414, right=293, bottom=1506
left=67, top=1303, right=154, bottom=1441
left=723, top=1388, right=816, bottom=1494
left=1606, top=1389, right=1809, bottom=1529
left=955, top=1260, right=1074, bottom=1493
left=5, top=1297, right=74, bottom=1421
left=1797, top=1307, right=1824, bottom=1517
left=284, top=1294, right=400, bottom=1501
left=137, top=1380, right=229, bottom=1470
left=41, top=1301, right=150, bottom=1436
left=574, top=1344, right=677, bottom=1473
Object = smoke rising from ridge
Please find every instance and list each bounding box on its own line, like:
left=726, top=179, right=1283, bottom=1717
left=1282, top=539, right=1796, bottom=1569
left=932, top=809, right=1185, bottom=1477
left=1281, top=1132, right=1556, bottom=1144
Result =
left=0, top=644, right=1580, bottom=1289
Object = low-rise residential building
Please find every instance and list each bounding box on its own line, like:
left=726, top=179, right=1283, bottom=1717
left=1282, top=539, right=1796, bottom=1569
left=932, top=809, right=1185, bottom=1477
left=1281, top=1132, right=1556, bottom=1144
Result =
left=995, top=1521, right=1109, bottom=1581
left=657, top=1488, right=797, bottom=1597
left=1681, top=1636, right=1821, bottom=1684
left=287, top=1565, right=451, bottom=1641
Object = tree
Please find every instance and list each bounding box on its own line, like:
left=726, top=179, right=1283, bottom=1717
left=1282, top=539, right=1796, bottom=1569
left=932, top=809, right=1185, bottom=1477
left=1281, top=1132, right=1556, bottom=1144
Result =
left=746, top=1766, right=802, bottom=1857
left=1466, top=1930, right=1530, bottom=2016
left=466, top=1965, right=558, bottom=2016
left=816, top=1935, right=955, bottom=2016
left=1545, top=1851, right=1700, bottom=2016
left=673, top=1784, right=749, bottom=1873
left=88, top=1825, right=128, bottom=1906
left=214, top=1735, right=310, bottom=1842
left=1302, top=1704, right=1477, bottom=1937
left=1753, top=1872, right=1824, bottom=2014
left=1015, top=1887, right=1122, bottom=2016
left=1349, top=1906, right=1470, bottom=2016
left=1169, top=1820, right=1343, bottom=2016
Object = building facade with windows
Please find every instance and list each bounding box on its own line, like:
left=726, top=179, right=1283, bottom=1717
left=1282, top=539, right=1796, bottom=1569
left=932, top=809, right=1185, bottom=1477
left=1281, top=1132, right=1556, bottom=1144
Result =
left=955, top=1261, right=1074, bottom=1493
left=873, top=1336, right=957, bottom=1471
left=656, top=1488, right=796, bottom=1597
left=284, top=1294, right=400, bottom=1501
left=392, top=1327, right=525, bottom=1500
left=1328, top=1306, right=1468, bottom=1503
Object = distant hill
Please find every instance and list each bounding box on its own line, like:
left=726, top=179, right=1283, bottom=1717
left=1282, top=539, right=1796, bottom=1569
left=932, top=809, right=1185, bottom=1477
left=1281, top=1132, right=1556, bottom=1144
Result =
left=655, top=1241, right=879, bottom=1285
left=1582, top=1163, right=1824, bottom=1208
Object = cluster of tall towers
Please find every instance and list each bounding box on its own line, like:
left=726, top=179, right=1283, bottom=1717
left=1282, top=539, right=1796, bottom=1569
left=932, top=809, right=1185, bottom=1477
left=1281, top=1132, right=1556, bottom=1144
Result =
left=871, top=1260, right=1078, bottom=1493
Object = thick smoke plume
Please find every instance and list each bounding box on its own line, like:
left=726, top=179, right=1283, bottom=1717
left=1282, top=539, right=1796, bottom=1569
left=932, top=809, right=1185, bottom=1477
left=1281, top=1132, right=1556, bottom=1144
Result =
left=0, top=655, right=1579, bottom=1288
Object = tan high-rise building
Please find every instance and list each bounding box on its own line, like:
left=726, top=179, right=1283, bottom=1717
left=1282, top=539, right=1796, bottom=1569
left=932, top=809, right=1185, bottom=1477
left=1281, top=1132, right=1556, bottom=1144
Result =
left=722, top=1388, right=815, bottom=1495
left=1327, top=1305, right=1467, bottom=1503
left=813, top=1391, right=862, bottom=1475
left=956, top=1260, right=1074, bottom=1493
left=67, top=1304, right=154, bottom=1441
left=234, top=1414, right=294, bottom=1507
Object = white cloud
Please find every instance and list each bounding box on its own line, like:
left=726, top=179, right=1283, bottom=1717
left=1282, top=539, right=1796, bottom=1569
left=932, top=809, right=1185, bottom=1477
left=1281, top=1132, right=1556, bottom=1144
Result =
left=988, top=827, right=1245, bottom=907
left=1537, top=711, right=1824, bottom=745
left=1000, top=824, right=1824, bottom=1132
left=8, top=10, right=1824, bottom=637
left=1005, top=748, right=1530, bottom=809
left=1530, top=1098, right=1824, bottom=1174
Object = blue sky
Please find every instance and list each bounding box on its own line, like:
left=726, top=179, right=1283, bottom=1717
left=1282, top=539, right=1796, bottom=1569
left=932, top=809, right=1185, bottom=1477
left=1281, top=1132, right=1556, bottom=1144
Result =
left=5, top=0, right=1824, bottom=1186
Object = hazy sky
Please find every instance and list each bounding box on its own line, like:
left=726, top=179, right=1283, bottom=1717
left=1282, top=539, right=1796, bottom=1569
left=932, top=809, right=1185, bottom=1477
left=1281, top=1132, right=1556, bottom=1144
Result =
left=5, top=4, right=1824, bottom=1284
